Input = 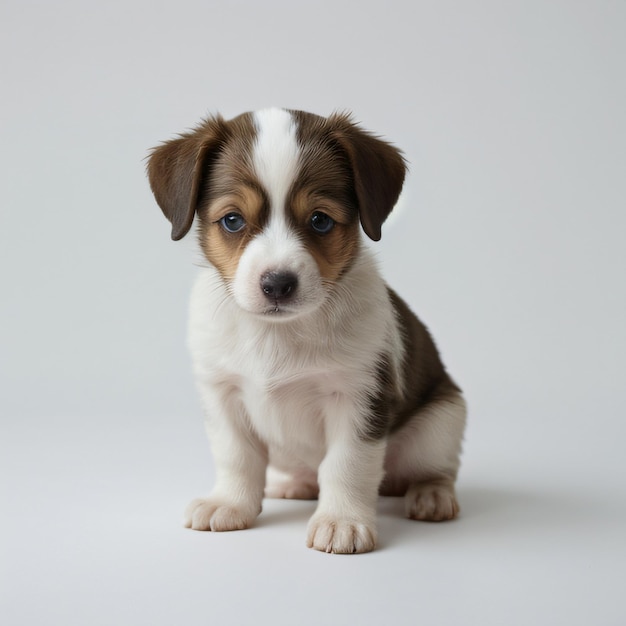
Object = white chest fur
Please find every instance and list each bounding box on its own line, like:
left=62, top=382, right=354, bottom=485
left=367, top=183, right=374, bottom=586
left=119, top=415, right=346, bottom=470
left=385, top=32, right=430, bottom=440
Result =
left=188, top=252, right=402, bottom=469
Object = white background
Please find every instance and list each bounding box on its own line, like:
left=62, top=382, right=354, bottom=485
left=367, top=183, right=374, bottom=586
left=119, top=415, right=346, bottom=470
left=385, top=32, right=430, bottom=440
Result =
left=2, top=1, right=625, bottom=624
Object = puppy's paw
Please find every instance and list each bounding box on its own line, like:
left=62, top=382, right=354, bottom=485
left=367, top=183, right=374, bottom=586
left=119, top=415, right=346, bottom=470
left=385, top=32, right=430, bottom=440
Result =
left=306, top=515, right=377, bottom=554
left=183, top=498, right=259, bottom=532
left=405, top=482, right=459, bottom=522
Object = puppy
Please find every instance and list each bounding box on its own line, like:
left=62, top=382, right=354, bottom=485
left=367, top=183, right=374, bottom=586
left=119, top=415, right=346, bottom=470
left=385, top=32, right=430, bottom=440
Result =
left=148, top=108, right=466, bottom=554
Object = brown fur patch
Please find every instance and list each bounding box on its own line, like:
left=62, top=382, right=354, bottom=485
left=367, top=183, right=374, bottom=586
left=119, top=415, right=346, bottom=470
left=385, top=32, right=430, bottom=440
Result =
left=386, top=288, right=460, bottom=433
left=290, top=190, right=360, bottom=281
left=286, top=111, right=363, bottom=281
left=360, top=288, right=462, bottom=442
left=200, top=185, right=268, bottom=281
left=290, top=109, right=406, bottom=242
left=194, top=113, right=269, bottom=282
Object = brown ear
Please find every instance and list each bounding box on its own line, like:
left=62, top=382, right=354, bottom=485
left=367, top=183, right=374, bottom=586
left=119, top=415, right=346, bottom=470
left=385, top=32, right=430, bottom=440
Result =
left=331, top=114, right=406, bottom=241
left=147, top=116, right=227, bottom=240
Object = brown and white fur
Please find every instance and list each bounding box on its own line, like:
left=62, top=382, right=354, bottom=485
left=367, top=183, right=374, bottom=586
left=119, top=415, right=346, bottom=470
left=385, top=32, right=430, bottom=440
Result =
left=148, top=108, right=466, bottom=554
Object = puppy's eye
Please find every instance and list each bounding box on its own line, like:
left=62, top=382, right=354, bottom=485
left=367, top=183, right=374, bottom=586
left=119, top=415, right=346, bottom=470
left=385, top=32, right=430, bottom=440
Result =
left=310, top=211, right=335, bottom=234
left=220, top=212, right=246, bottom=233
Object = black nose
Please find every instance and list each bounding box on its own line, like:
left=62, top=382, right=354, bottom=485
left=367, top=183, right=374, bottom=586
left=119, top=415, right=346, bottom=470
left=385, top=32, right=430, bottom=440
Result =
left=260, top=271, right=299, bottom=301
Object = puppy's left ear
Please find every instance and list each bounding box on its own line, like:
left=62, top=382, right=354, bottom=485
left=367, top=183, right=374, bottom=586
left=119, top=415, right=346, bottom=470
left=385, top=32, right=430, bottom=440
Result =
left=331, top=114, right=406, bottom=241
left=147, top=116, right=227, bottom=241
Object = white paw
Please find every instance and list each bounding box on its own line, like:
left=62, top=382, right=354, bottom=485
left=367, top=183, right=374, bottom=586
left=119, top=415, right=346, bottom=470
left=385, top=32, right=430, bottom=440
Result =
left=183, top=497, right=260, bottom=531
left=306, top=515, right=377, bottom=554
left=405, top=483, right=459, bottom=521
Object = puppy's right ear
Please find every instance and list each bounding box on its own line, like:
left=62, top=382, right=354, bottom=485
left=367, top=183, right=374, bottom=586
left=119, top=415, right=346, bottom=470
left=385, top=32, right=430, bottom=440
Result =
left=147, top=116, right=227, bottom=240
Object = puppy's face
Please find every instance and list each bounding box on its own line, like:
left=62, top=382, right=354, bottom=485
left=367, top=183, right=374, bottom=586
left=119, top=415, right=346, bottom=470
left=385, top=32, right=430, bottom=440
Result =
left=148, top=108, right=406, bottom=320
left=199, top=109, right=362, bottom=319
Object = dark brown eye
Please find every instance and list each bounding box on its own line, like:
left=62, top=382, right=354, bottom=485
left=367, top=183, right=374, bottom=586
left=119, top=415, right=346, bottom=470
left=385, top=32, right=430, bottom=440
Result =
left=220, top=212, right=246, bottom=233
left=310, top=211, right=335, bottom=234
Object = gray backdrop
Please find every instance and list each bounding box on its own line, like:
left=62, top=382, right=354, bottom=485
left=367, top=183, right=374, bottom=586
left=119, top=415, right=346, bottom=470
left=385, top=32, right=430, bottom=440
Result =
left=2, top=1, right=625, bottom=625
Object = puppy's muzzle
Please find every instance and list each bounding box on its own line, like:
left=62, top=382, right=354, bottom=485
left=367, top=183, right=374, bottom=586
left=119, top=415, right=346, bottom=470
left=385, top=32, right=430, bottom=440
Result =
left=260, top=270, right=299, bottom=303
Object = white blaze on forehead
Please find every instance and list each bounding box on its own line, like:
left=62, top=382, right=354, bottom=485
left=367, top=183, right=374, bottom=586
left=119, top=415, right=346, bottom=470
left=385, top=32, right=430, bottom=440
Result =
left=232, top=109, right=323, bottom=318
left=252, top=108, right=300, bottom=214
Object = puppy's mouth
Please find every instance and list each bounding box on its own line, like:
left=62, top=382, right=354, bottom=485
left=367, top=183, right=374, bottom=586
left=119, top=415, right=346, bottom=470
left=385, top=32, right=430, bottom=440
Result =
left=266, top=303, right=287, bottom=314
left=260, top=301, right=303, bottom=319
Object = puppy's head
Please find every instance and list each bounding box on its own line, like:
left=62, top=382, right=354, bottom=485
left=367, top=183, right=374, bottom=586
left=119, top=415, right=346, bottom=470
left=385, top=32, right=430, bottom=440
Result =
left=148, top=108, right=405, bottom=320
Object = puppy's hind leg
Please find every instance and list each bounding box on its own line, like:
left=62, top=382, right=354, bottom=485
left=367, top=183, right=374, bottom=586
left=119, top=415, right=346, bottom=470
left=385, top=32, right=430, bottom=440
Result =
left=265, top=465, right=319, bottom=500
left=383, top=390, right=466, bottom=522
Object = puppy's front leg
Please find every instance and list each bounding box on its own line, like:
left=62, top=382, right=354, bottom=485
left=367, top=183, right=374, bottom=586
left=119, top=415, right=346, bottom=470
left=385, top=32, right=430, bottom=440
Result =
left=307, top=412, right=386, bottom=554
left=184, top=387, right=267, bottom=532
